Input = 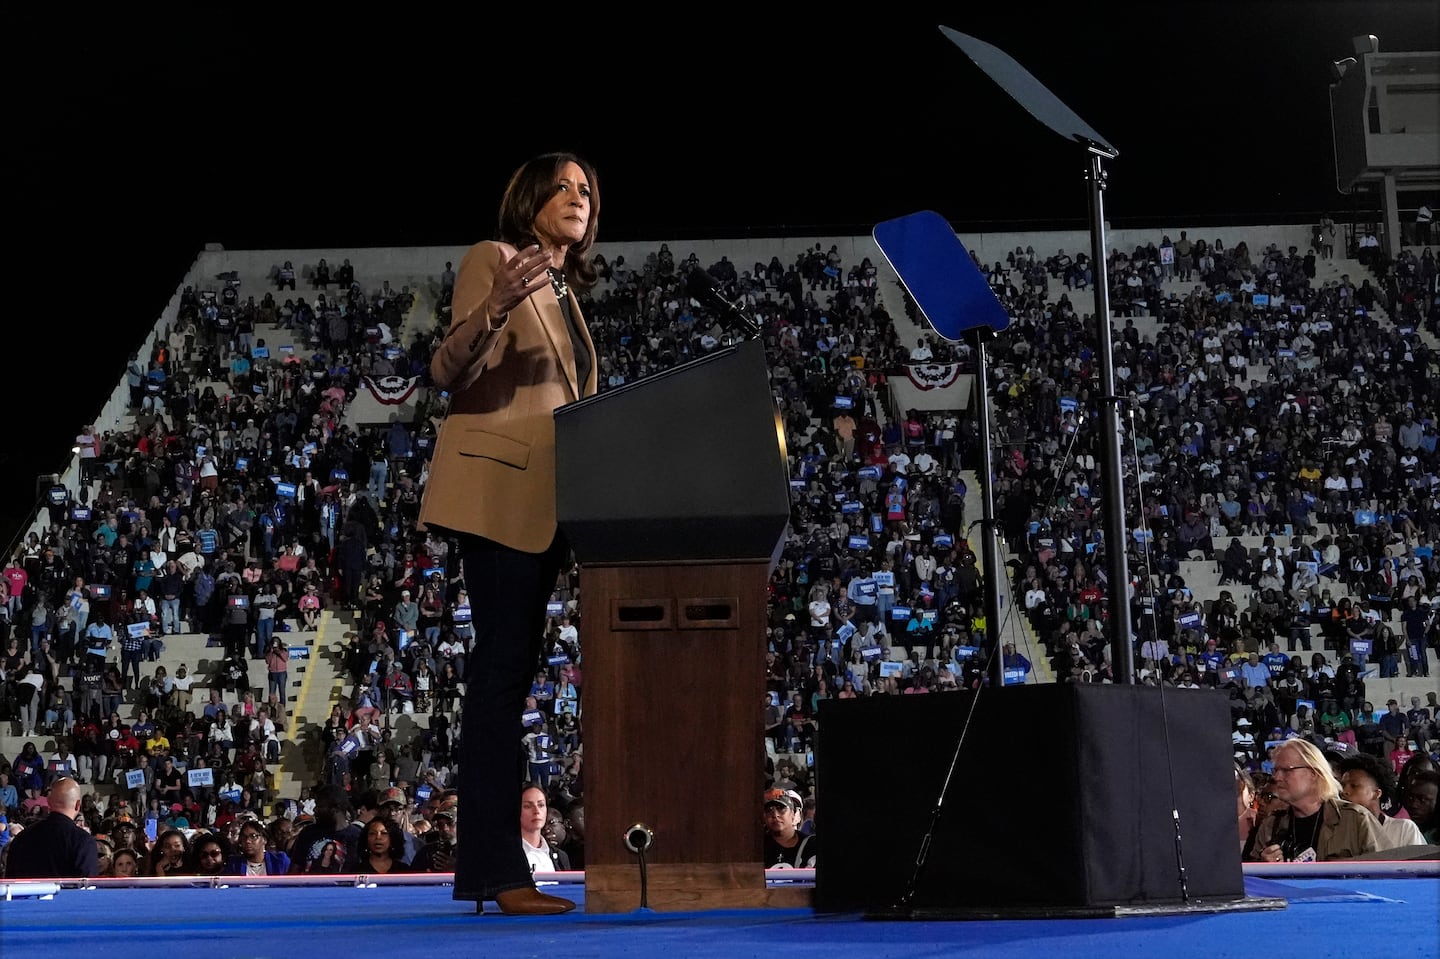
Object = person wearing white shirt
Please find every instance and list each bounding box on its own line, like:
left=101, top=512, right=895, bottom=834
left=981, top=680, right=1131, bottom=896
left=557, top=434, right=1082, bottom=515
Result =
left=520, top=784, right=570, bottom=875
left=1338, top=753, right=1426, bottom=850
left=909, top=339, right=933, bottom=362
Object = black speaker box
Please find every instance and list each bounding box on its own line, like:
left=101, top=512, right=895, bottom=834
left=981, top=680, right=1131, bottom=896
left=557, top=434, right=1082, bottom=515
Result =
left=814, top=684, right=1245, bottom=912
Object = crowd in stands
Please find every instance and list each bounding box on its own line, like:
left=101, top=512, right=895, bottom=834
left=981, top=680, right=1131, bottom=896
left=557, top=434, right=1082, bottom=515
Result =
left=997, top=231, right=1439, bottom=764
left=2, top=226, right=1437, bottom=878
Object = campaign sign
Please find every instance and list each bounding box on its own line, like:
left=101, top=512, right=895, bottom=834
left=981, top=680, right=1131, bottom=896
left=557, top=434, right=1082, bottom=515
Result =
left=847, top=535, right=871, bottom=551
left=922, top=609, right=938, bottom=623
left=1276, top=348, right=1295, bottom=359
left=71, top=507, right=91, bottom=522
left=836, top=621, right=857, bottom=642
left=330, top=468, right=349, bottom=482
left=834, top=395, right=854, bottom=410
left=228, top=595, right=250, bottom=609
left=252, top=347, right=270, bottom=359
left=276, top=482, right=298, bottom=499
left=1253, top=294, right=1270, bottom=308
left=1296, top=698, right=1315, bottom=714
left=1179, top=611, right=1202, bottom=630
left=303, top=443, right=317, bottom=455
left=396, top=629, right=410, bottom=652
left=236, top=457, right=249, bottom=471
left=1214, top=292, right=1232, bottom=304
left=879, top=661, right=903, bottom=678
left=872, top=571, right=895, bottom=587
left=954, top=645, right=981, bottom=660
left=452, top=604, right=472, bottom=624
left=1060, top=396, right=1079, bottom=412
left=857, top=466, right=882, bottom=481
left=790, top=479, right=807, bottom=489
left=521, top=710, right=544, bottom=727
left=546, top=601, right=565, bottom=616
left=188, top=767, right=214, bottom=787
left=288, top=645, right=311, bottom=660
left=860, top=645, right=883, bottom=662
left=125, top=769, right=146, bottom=790
left=842, top=500, right=863, bottom=514
left=91, top=584, right=112, bottom=600
left=219, top=787, right=243, bottom=805
left=1349, top=638, right=1373, bottom=660
left=547, top=654, right=570, bottom=667
left=1003, top=668, right=1028, bottom=686
left=279, top=344, right=295, bottom=354
left=934, top=533, right=953, bottom=548
left=127, top=622, right=149, bottom=639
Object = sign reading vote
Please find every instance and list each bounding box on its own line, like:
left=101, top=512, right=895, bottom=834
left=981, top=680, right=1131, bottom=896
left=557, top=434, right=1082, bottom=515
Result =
left=125, top=769, right=146, bottom=789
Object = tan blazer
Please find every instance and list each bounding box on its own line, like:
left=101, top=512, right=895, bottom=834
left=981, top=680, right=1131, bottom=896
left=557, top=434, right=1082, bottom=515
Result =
left=419, top=241, right=598, bottom=552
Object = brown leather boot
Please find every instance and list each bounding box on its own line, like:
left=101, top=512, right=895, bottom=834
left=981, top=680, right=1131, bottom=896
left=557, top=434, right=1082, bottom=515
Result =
left=491, top=887, right=576, bottom=916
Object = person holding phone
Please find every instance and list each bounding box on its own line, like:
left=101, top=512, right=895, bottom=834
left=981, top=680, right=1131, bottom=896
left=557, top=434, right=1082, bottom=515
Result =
left=418, top=152, right=599, bottom=916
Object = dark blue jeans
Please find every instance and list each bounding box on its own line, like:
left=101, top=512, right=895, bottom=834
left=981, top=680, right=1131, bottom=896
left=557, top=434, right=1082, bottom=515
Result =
left=453, top=531, right=566, bottom=902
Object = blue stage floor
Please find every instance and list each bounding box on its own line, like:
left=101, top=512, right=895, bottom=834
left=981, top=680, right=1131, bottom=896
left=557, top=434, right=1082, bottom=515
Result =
left=2, top=878, right=1436, bottom=959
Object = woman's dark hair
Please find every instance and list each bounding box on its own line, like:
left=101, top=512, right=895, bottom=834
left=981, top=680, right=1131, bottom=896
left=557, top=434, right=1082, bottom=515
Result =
left=1338, top=751, right=1399, bottom=805
left=189, top=832, right=230, bottom=871
left=496, top=152, right=600, bottom=291
left=151, top=828, right=191, bottom=873
left=363, top=814, right=407, bottom=862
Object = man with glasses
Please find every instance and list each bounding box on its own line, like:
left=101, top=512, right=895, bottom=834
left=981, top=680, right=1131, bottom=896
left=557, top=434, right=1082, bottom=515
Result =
left=1248, top=739, right=1381, bottom=862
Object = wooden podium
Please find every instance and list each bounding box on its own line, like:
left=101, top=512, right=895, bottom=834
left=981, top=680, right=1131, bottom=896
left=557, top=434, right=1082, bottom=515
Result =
left=554, top=340, right=791, bottom=913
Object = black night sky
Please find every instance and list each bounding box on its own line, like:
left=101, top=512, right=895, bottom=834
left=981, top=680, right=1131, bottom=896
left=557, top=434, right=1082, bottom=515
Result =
left=8, top=2, right=1437, bottom=539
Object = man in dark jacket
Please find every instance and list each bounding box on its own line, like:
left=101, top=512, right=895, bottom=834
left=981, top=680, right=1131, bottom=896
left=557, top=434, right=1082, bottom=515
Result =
left=3, top=778, right=98, bottom=878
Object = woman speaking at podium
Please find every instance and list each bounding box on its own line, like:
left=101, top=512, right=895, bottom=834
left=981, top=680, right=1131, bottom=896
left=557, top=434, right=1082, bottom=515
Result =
left=419, top=151, right=600, bottom=915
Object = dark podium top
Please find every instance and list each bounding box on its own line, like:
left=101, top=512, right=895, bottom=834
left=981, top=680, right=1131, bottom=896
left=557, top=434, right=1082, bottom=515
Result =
left=554, top=338, right=790, bottom=565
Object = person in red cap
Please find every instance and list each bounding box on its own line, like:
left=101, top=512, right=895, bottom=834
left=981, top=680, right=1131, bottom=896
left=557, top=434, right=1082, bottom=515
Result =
left=762, top=788, right=816, bottom=868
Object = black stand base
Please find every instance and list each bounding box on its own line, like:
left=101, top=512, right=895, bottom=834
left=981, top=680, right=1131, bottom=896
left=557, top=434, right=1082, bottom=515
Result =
left=865, top=895, right=1288, bottom=922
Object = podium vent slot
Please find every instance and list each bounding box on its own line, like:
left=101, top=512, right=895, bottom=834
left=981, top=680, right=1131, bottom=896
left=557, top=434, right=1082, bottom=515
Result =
left=618, top=605, right=667, bottom=622
left=679, top=598, right=739, bottom=629
left=611, top=599, right=674, bottom=630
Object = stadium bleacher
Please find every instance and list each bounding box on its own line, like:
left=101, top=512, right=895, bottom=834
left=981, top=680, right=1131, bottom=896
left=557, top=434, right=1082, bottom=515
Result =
left=1, top=223, right=1436, bottom=877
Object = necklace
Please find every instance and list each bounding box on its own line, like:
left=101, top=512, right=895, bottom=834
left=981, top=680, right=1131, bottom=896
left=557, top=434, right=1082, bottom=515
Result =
left=547, top=268, right=569, bottom=300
